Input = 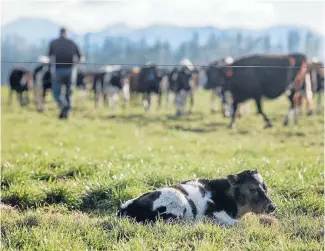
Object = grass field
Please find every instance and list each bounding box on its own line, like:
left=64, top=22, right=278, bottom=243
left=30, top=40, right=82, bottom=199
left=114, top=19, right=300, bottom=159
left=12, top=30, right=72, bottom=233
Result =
left=1, top=87, right=324, bottom=250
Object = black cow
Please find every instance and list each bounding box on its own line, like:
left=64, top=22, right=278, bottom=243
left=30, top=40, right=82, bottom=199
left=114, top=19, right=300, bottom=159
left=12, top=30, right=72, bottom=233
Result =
left=8, top=67, right=32, bottom=107
left=137, top=64, right=164, bottom=111
left=224, top=53, right=307, bottom=128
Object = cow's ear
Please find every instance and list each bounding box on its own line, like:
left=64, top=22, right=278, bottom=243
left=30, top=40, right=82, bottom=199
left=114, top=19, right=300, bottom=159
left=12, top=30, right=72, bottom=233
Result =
left=254, top=169, right=258, bottom=173
left=227, top=175, right=240, bottom=186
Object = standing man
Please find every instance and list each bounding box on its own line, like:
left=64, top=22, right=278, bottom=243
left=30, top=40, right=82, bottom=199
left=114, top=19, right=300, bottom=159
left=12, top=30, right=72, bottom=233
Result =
left=48, top=27, right=82, bottom=119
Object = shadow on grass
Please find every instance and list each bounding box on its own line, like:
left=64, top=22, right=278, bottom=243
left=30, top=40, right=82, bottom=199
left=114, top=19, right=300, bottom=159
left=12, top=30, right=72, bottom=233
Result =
left=90, top=111, right=210, bottom=128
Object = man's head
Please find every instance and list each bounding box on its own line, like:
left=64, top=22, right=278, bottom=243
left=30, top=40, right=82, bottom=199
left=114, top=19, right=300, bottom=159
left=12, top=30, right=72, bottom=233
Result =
left=60, top=27, right=67, bottom=38
left=227, top=170, right=276, bottom=215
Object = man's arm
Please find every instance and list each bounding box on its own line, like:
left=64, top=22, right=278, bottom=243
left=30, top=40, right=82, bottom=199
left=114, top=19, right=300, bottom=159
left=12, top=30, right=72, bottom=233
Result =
left=74, top=42, right=82, bottom=61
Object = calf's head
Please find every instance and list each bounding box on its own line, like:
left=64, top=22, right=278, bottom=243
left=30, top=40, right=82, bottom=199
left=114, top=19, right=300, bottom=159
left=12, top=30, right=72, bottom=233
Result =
left=227, top=170, right=276, bottom=215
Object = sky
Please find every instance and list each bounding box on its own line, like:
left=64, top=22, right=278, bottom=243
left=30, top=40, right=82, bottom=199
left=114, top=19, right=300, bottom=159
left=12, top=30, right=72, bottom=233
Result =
left=1, top=0, right=324, bottom=35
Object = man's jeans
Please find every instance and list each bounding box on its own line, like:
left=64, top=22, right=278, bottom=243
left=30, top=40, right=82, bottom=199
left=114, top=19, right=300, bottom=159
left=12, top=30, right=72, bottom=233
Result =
left=52, top=68, right=73, bottom=113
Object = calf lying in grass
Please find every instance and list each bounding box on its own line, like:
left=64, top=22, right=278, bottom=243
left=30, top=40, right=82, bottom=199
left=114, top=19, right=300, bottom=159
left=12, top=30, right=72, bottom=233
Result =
left=117, top=170, right=276, bottom=226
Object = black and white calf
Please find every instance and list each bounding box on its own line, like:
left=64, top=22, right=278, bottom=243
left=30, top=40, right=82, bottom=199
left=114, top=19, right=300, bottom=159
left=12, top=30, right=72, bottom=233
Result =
left=117, top=170, right=276, bottom=226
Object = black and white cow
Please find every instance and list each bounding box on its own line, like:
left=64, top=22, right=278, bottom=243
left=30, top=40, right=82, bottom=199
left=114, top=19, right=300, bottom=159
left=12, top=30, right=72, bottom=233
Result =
left=169, top=59, right=199, bottom=116
left=136, top=63, right=165, bottom=112
left=92, top=66, right=129, bottom=109
left=204, top=57, right=234, bottom=116
left=8, top=67, right=32, bottom=107
left=117, top=170, right=276, bottom=226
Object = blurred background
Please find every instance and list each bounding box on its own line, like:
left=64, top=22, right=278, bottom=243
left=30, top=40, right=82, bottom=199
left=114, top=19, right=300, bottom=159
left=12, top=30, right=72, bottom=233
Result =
left=1, top=0, right=324, bottom=83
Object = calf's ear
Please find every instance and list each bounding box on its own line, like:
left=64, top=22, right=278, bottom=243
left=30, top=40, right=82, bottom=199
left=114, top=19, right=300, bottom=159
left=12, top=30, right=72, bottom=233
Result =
left=227, top=175, right=240, bottom=186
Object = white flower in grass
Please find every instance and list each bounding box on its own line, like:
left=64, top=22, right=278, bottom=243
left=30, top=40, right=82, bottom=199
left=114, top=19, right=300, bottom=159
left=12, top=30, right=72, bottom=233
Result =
left=3, top=161, right=12, bottom=168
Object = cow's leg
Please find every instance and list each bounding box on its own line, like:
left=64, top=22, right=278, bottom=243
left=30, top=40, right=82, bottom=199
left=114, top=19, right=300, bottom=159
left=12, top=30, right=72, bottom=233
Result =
left=293, top=92, right=301, bottom=125
left=157, top=92, right=162, bottom=110
left=211, top=211, right=238, bottom=227
left=175, top=90, right=187, bottom=116
left=111, top=91, right=120, bottom=110
left=175, top=91, right=181, bottom=116
left=317, top=91, right=322, bottom=114
left=41, top=88, right=47, bottom=112
left=33, top=87, right=38, bottom=106
left=35, top=87, right=45, bottom=112
left=94, top=90, right=99, bottom=108
left=143, top=93, right=150, bottom=112
left=188, top=90, right=194, bottom=114
left=211, top=88, right=217, bottom=114
left=121, top=91, right=127, bottom=110
left=222, top=89, right=232, bottom=117
left=166, top=89, right=171, bottom=106
left=17, top=92, right=24, bottom=107
left=147, top=92, right=152, bottom=111
left=103, top=92, right=108, bottom=107
left=24, top=91, right=30, bottom=106
left=284, top=94, right=294, bottom=126
left=122, top=83, right=129, bottom=109
left=228, top=100, right=239, bottom=129
left=111, top=93, right=117, bottom=110
left=305, top=73, right=313, bottom=116
left=306, top=96, right=313, bottom=116
left=7, top=89, right=13, bottom=106
left=94, top=80, right=101, bottom=108
left=255, top=98, right=272, bottom=128
left=21, top=92, right=28, bottom=107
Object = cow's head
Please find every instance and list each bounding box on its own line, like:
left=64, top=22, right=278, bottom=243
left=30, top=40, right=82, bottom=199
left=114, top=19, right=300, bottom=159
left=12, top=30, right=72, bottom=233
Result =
left=206, top=65, right=226, bottom=87
left=177, top=66, right=193, bottom=85
left=227, top=170, right=276, bottom=216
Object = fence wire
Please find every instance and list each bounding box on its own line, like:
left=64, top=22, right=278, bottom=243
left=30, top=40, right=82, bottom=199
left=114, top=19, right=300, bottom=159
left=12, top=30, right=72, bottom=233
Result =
left=2, top=60, right=323, bottom=69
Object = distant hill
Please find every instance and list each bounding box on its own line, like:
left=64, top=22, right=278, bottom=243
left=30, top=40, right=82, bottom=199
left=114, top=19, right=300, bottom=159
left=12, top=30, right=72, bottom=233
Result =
left=2, top=18, right=61, bottom=44
left=2, top=18, right=324, bottom=51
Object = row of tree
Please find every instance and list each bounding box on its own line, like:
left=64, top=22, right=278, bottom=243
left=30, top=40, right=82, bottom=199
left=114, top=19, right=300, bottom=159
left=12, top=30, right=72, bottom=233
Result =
left=1, top=30, right=322, bottom=83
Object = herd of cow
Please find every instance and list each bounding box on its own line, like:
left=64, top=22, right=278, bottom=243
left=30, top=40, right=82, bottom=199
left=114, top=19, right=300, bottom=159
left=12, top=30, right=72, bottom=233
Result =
left=7, top=53, right=324, bottom=129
